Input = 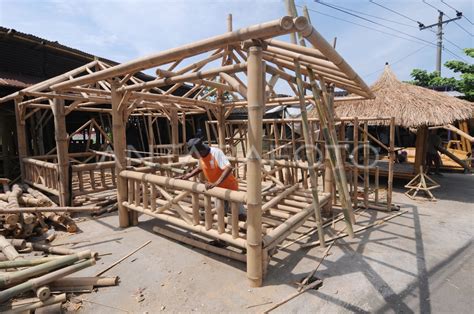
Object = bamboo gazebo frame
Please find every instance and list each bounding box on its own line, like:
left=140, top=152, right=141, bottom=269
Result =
left=1, top=16, right=375, bottom=286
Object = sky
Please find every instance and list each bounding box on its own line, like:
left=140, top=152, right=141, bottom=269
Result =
left=0, top=0, right=472, bottom=87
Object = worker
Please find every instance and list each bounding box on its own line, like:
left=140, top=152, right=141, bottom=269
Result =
left=426, top=130, right=442, bottom=175
left=177, top=137, right=246, bottom=220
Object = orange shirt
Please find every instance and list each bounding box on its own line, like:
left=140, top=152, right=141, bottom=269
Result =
left=200, top=147, right=238, bottom=191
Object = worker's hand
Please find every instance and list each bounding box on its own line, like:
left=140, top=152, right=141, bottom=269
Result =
left=205, top=182, right=217, bottom=190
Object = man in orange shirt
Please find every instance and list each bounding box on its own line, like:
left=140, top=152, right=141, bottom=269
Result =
left=179, top=138, right=238, bottom=189
left=178, top=138, right=245, bottom=219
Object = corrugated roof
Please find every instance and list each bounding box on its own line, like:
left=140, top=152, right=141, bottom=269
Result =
left=0, top=71, right=43, bottom=88
left=0, top=26, right=155, bottom=84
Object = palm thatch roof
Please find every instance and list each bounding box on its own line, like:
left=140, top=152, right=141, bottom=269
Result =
left=319, top=65, right=473, bottom=128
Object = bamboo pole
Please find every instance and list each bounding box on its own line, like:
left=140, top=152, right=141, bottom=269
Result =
left=50, top=97, right=70, bottom=206
left=387, top=117, right=395, bottom=210
left=170, top=109, right=179, bottom=157
left=153, top=226, right=246, bottom=262
left=14, top=101, right=28, bottom=183
left=95, top=240, right=151, bottom=277
left=245, top=43, right=264, bottom=287
left=375, top=166, right=379, bottom=205
left=0, top=258, right=95, bottom=303
left=0, top=293, right=67, bottom=313
left=120, top=170, right=246, bottom=203
left=217, top=106, right=226, bottom=151
left=363, top=122, right=369, bottom=209
left=111, top=81, right=130, bottom=228
left=0, top=250, right=92, bottom=288
left=50, top=276, right=118, bottom=287
left=0, top=256, right=63, bottom=269
left=306, top=69, right=354, bottom=237
left=300, top=24, right=373, bottom=98
left=50, top=17, right=300, bottom=91
left=301, top=210, right=408, bottom=248
left=0, top=235, right=22, bottom=261
left=0, top=206, right=99, bottom=213
left=352, top=117, right=359, bottom=207
left=293, top=61, right=326, bottom=247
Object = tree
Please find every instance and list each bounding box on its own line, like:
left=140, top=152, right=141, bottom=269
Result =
left=408, top=48, right=473, bottom=102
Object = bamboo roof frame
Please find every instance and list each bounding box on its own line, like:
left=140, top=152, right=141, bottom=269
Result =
left=0, top=16, right=373, bottom=121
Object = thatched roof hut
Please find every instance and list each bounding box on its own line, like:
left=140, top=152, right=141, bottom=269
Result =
left=327, top=65, right=473, bottom=128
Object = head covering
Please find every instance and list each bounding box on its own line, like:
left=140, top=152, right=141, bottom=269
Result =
left=187, top=137, right=209, bottom=155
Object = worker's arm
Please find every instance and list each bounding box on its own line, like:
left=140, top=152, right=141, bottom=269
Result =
left=176, top=167, right=202, bottom=180
left=205, top=165, right=233, bottom=190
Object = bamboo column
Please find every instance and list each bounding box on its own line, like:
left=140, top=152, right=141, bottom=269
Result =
left=414, top=125, right=428, bottom=174
left=352, top=117, right=359, bottom=208
left=217, top=106, right=226, bottom=151
left=181, top=113, right=187, bottom=152
left=51, top=97, right=70, bottom=206
left=363, top=122, right=369, bottom=208
left=111, top=81, right=130, bottom=228
left=170, top=109, right=179, bottom=157
left=246, top=43, right=264, bottom=287
left=147, top=115, right=155, bottom=160
left=387, top=117, right=395, bottom=210
left=14, top=98, right=28, bottom=181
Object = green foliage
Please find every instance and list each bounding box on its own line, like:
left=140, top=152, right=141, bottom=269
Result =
left=408, top=48, right=473, bottom=102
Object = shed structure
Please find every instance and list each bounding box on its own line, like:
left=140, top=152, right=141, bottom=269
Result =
left=0, top=16, right=374, bottom=286
left=329, top=65, right=473, bottom=176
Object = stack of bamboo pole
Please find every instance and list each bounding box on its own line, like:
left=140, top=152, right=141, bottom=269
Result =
left=0, top=246, right=118, bottom=311
left=0, top=183, right=97, bottom=238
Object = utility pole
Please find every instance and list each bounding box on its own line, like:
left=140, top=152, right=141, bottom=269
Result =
left=419, top=10, right=461, bottom=75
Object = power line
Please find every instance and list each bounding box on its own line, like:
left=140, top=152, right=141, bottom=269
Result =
left=369, top=0, right=422, bottom=25
left=422, top=0, right=473, bottom=36
left=363, top=44, right=432, bottom=78
left=426, top=27, right=465, bottom=53
left=443, top=37, right=466, bottom=52
left=315, top=1, right=418, bottom=29
left=299, top=5, right=434, bottom=47
left=439, top=0, right=473, bottom=25
left=443, top=46, right=468, bottom=62
left=314, top=0, right=436, bottom=47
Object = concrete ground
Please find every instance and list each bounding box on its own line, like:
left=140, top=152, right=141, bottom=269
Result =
left=58, top=173, right=473, bottom=313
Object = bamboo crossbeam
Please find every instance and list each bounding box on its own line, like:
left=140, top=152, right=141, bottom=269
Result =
left=263, top=193, right=331, bottom=250
left=219, top=72, right=248, bottom=99
left=50, top=17, right=302, bottom=91
left=227, top=156, right=321, bottom=170
left=262, top=185, right=299, bottom=211
left=91, top=150, right=185, bottom=174
left=121, top=63, right=247, bottom=92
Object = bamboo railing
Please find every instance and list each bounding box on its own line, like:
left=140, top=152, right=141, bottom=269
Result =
left=120, top=170, right=247, bottom=248
left=23, top=158, right=60, bottom=196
